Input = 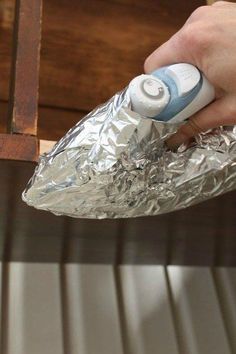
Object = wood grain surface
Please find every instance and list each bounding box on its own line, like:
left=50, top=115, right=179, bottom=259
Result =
left=7, top=0, right=42, bottom=135
left=0, top=0, right=205, bottom=118
left=38, top=0, right=205, bottom=112
left=0, top=134, right=38, bottom=162
left=0, top=100, right=86, bottom=141
left=0, top=0, right=204, bottom=139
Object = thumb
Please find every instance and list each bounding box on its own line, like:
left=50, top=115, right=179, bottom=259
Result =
left=166, top=95, right=236, bottom=148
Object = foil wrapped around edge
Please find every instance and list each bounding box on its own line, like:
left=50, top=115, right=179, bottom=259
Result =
left=22, top=87, right=236, bottom=219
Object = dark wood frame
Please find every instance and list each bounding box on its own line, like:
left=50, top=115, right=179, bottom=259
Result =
left=0, top=0, right=41, bottom=163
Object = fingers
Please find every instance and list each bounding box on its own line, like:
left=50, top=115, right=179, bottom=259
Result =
left=144, top=2, right=233, bottom=74
left=144, top=33, right=191, bottom=73
left=166, top=95, right=236, bottom=148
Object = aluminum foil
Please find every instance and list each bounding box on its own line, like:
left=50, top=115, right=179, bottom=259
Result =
left=22, top=87, right=236, bottom=219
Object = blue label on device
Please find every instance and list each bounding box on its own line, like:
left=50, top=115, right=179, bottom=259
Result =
left=151, top=67, right=202, bottom=122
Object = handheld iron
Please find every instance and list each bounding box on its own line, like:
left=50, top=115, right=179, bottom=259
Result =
left=129, top=63, right=215, bottom=123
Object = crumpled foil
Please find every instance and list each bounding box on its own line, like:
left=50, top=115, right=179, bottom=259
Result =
left=22, top=87, right=236, bottom=219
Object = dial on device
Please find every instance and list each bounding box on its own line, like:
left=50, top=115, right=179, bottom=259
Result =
left=129, top=63, right=215, bottom=123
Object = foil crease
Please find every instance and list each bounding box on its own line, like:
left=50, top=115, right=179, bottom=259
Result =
left=22, top=88, right=236, bottom=219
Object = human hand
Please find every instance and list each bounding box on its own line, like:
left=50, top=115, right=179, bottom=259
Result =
left=144, top=1, right=236, bottom=148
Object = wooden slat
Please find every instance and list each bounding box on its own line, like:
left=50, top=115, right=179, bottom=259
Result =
left=0, top=263, right=2, bottom=348
left=0, top=159, right=8, bottom=256
left=0, top=100, right=87, bottom=141
left=0, top=133, right=38, bottom=162
left=0, top=101, right=7, bottom=134
left=119, top=217, right=171, bottom=264
left=0, top=160, right=66, bottom=263
left=7, top=0, right=42, bottom=135
left=168, top=198, right=218, bottom=265
left=214, top=268, right=236, bottom=353
left=61, top=218, right=121, bottom=264
left=64, top=264, right=123, bottom=354
left=39, top=139, right=56, bottom=154
left=0, top=0, right=15, bottom=114
left=167, top=267, right=231, bottom=354
left=212, top=192, right=236, bottom=266
left=3, top=263, right=63, bottom=354
left=119, top=266, right=179, bottom=354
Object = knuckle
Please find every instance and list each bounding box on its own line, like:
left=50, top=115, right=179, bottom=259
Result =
left=180, top=26, right=197, bottom=49
left=189, top=5, right=210, bottom=20
left=212, top=1, right=229, bottom=6
left=180, top=23, right=213, bottom=53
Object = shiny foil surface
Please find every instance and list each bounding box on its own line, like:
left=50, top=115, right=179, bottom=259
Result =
left=22, top=88, right=236, bottom=219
